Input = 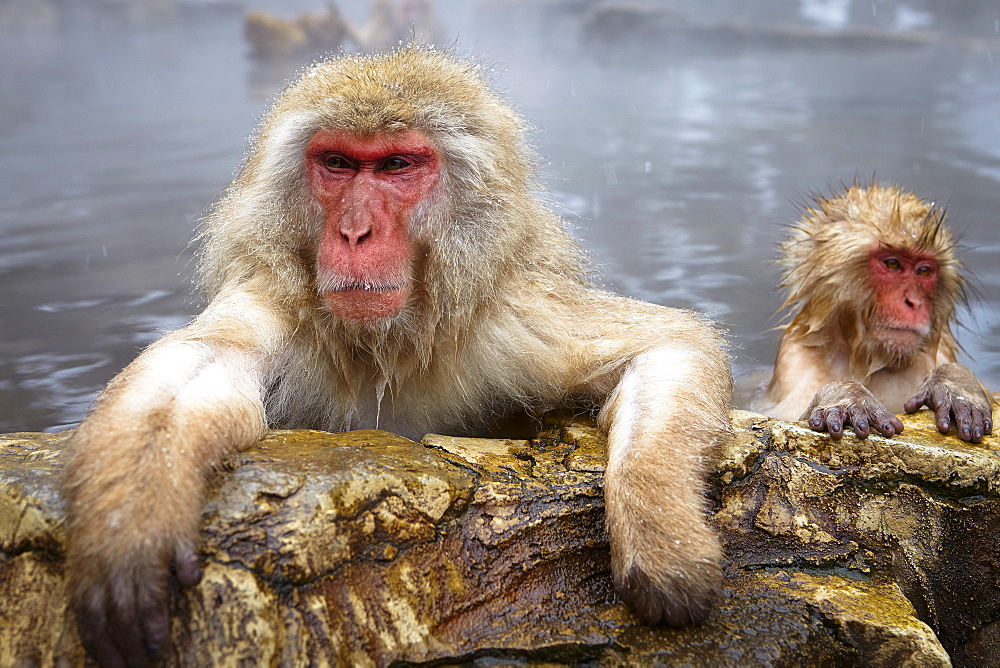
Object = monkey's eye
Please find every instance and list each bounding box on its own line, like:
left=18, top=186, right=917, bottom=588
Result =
left=324, top=155, right=353, bottom=170
left=882, top=258, right=903, bottom=271
left=915, top=265, right=934, bottom=277
left=382, top=157, right=411, bottom=171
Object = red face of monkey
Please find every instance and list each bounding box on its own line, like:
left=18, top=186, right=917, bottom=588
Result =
left=867, top=247, right=939, bottom=355
left=305, top=129, right=440, bottom=322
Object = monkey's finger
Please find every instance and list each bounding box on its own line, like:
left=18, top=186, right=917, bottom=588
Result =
left=823, top=407, right=846, bottom=439
left=108, top=583, right=154, bottom=667
left=903, top=388, right=929, bottom=414
left=807, top=408, right=827, bottom=432
left=140, top=594, right=172, bottom=662
left=112, top=620, right=153, bottom=667
left=889, top=414, right=905, bottom=435
left=79, top=595, right=127, bottom=668
left=88, top=629, right=127, bottom=668
left=969, top=407, right=985, bottom=443
left=846, top=407, right=870, bottom=438
left=869, top=412, right=901, bottom=438
left=933, top=401, right=952, bottom=435
left=173, top=542, right=203, bottom=588
left=953, top=400, right=974, bottom=442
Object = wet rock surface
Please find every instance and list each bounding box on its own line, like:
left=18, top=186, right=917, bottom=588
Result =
left=1, top=410, right=997, bottom=665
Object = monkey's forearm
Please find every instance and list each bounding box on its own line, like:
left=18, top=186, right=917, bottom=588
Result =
left=65, top=340, right=267, bottom=559
left=63, top=339, right=267, bottom=664
left=599, top=345, right=731, bottom=626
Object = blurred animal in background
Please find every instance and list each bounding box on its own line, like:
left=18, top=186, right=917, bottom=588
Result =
left=358, top=0, right=446, bottom=52
left=298, top=3, right=358, bottom=53
left=752, top=183, right=994, bottom=443
left=244, top=2, right=358, bottom=59
left=62, top=47, right=733, bottom=665
left=245, top=0, right=446, bottom=59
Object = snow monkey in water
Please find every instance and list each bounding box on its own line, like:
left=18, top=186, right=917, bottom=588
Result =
left=62, top=47, right=733, bottom=664
left=754, top=183, right=993, bottom=443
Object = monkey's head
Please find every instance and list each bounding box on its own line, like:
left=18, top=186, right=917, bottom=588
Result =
left=198, top=46, right=584, bottom=335
left=779, top=183, right=966, bottom=373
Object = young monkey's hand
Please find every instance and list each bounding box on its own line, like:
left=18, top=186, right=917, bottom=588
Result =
left=802, top=380, right=904, bottom=439
left=904, top=363, right=994, bottom=443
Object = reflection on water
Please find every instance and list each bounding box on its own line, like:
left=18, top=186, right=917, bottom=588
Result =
left=1, top=5, right=999, bottom=432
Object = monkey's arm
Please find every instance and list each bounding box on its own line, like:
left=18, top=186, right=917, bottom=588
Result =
left=903, top=363, right=994, bottom=443
left=592, top=314, right=732, bottom=625
left=63, top=294, right=285, bottom=665
left=802, top=380, right=905, bottom=439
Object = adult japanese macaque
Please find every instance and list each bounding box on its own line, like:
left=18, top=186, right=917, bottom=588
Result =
left=753, top=183, right=993, bottom=443
left=63, top=47, right=733, bottom=664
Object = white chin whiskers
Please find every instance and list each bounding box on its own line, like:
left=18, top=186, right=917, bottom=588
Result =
left=316, top=272, right=408, bottom=293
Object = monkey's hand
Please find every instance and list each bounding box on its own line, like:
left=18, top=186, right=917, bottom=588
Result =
left=903, top=363, right=994, bottom=443
left=69, top=536, right=203, bottom=667
left=65, top=423, right=210, bottom=666
left=802, top=380, right=904, bottom=439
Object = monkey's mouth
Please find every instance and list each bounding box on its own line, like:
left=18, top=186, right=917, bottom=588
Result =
left=330, top=283, right=405, bottom=293
left=878, top=324, right=931, bottom=337
left=317, top=269, right=410, bottom=294
left=316, top=269, right=412, bottom=321
left=321, top=283, right=411, bottom=322
left=873, top=325, right=929, bottom=354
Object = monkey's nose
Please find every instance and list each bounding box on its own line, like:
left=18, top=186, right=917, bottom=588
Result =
left=339, top=226, right=371, bottom=247
left=903, top=294, right=927, bottom=313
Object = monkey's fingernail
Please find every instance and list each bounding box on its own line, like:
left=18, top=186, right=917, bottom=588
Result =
left=810, top=418, right=822, bottom=429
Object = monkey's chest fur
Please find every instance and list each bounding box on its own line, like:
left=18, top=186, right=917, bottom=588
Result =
left=263, top=316, right=574, bottom=440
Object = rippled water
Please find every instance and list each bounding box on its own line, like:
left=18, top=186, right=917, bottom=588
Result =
left=1, top=7, right=999, bottom=432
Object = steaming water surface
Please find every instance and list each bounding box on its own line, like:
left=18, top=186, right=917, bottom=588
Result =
left=1, top=13, right=999, bottom=432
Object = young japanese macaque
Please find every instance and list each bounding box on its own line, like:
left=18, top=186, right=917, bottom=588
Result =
left=62, top=47, right=733, bottom=665
left=753, top=183, right=993, bottom=443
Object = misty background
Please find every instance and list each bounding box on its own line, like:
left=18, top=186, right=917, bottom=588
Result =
left=1, top=0, right=999, bottom=432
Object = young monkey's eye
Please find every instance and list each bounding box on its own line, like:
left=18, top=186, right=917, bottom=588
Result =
left=324, top=155, right=352, bottom=170
left=883, top=258, right=902, bottom=271
left=382, top=157, right=411, bottom=171
left=915, top=265, right=934, bottom=277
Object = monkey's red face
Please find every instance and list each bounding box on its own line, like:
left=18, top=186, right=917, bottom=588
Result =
left=867, top=247, right=938, bottom=354
left=306, top=129, right=439, bottom=322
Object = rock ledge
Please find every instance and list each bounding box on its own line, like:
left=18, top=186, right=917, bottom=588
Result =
left=1, top=410, right=998, bottom=665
